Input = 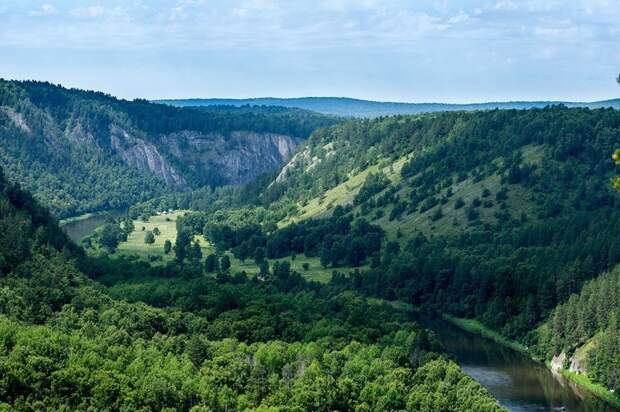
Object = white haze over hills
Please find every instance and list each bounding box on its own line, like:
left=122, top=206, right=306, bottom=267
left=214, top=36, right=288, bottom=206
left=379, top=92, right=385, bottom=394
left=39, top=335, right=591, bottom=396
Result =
left=157, top=96, right=620, bottom=118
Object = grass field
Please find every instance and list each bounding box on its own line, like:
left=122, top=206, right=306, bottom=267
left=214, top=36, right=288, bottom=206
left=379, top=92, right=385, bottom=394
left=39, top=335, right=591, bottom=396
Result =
left=281, top=155, right=409, bottom=226
left=116, top=211, right=193, bottom=263
left=560, top=369, right=620, bottom=409
left=114, top=210, right=356, bottom=283
left=280, top=144, right=544, bottom=242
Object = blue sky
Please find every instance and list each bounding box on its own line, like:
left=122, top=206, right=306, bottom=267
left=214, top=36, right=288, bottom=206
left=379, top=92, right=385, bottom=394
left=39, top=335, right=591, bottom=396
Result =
left=0, top=0, right=619, bottom=102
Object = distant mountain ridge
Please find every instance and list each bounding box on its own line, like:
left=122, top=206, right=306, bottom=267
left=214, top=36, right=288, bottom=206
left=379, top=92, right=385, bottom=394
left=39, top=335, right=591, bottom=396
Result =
left=156, top=96, right=620, bottom=118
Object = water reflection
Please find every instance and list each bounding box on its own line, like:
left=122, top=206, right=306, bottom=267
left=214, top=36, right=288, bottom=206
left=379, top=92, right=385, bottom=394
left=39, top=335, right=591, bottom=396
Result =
left=62, top=209, right=126, bottom=242
left=424, top=317, right=618, bottom=412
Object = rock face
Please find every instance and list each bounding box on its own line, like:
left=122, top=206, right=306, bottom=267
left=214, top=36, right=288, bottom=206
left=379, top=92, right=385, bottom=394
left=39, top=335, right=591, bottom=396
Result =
left=161, top=130, right=300, bottom=186
left=2, top=97, right=301, bottom=191
left=550, top=347, right=589, bottom=375
left=119, top=141, right=186, bottom=187
left=569, top=354, right=587, bottom=374
left=63, top=121, right=299, bottom=188
left=551, top=352, right=567, bottom=372
left=1, top=106, right=31, bottom=133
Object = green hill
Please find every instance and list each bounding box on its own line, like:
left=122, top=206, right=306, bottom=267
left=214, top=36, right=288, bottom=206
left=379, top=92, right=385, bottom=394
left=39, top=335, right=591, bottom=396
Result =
left=0, top=166, right=505, bottom=411
left=0, top=80, right=336, bottom=218
left=177, top=107, right=620, bottom=342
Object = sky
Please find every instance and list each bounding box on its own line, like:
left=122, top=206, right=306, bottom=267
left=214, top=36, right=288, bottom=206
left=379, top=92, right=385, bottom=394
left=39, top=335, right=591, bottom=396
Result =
left=0, top=0, right=619, bottom=103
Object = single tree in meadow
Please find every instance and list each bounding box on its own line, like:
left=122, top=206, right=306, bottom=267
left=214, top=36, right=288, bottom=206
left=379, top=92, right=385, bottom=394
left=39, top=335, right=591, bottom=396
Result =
left=220, top=255, right=231, bottom=273
left=144, top=230, right=155, bottom=244
left=191, top=241, right=202, bottom=261
left=205, top=254, right=219, bottom=273
left=175, top=228, right=192, bottom=262
left=163, top=239, right=172, bottom=254
left=99, top=223, right=121, bottom=252
left=153, top=227, right=161, bottom=236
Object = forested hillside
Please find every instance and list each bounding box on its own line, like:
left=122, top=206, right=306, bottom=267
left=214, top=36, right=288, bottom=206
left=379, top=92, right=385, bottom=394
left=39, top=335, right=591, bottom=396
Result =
left=0, top=167, right=504, bottom=411
left=268, top=107, right=620, bottom=336
left=164, top=107, right=620, bottom=340
left=536, top=264, right=620, bottom=394
left=103, top=104, right=620, bottom=407
left=0, top=80, right=336, bottom=218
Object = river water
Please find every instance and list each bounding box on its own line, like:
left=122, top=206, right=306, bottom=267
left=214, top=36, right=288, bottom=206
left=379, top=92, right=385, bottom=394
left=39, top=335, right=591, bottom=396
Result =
left=426, top=317, right=618, bottom=412
left=61, top=209, right=126, bottom=241
left=59, top=212, right=619, bottom=411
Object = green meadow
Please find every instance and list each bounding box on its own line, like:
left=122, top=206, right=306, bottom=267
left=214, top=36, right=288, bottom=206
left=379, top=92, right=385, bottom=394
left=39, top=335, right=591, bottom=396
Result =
left=114, top=210, right=353, bottom=283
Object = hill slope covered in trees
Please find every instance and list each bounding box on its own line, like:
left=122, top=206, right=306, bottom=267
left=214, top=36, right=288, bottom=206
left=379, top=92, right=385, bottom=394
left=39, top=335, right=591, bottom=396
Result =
left=168, top=106, right=620, bottom=342
left=0, top=80, right=337, bottom=218
left=149, top=105, right=620, bottom=404
left=0, top=167, right=505, bottom=411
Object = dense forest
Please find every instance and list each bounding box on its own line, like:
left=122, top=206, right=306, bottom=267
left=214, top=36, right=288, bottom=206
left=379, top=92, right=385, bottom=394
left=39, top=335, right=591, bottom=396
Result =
left=252, top=107, right=620, bottom=335
left=535, top=265, right=620, bottom=392
left=0, top=168, right=504, bottom=411
left=0, top=80, right=336, bottom=218
left=139, top=105, right=620, bottom=401
left=5, top=77, right=620, bottom=408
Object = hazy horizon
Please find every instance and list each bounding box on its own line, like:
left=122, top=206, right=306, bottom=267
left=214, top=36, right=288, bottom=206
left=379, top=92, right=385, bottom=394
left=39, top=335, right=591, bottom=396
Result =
left=1, top=1, right=619, bottom=103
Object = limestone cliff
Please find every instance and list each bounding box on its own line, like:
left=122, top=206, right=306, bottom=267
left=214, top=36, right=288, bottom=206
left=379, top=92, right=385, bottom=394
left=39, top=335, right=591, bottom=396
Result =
left=161, top=130, right=300, bottom=185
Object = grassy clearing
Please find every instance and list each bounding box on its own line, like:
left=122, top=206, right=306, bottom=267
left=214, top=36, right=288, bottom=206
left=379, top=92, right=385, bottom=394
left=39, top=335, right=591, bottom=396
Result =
left=442, top=314, right=529, bottom=354
left=222, top=252, right=340, bottom=284
left=116, top=211, right=195, bottom=263
left=282, top=144, right=544, bottom=241
left=373, top=146, right=544, bottom=239
left=114, top=210, right=357, bottom=283
left=282, top=155, right=409, bottom=225
left=560, top=370, right=620, bottom=409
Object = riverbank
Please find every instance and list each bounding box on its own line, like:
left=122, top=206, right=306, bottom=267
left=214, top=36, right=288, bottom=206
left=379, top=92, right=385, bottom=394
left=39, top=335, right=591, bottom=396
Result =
left=59, top=210, right=113, bottom=226
left=442, top=315, right=529, bottom=354
left=443, top=314, right=620, bottom=410
left=61, top=209, right=127, bottom=242
left=561, top=369, right=620, bottom=409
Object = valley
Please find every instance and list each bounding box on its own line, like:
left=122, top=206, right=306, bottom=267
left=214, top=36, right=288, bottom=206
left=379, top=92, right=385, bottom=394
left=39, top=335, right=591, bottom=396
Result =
left=63, top=211, right=620, bottom=411
left=3, top=80, right=620, bottom=411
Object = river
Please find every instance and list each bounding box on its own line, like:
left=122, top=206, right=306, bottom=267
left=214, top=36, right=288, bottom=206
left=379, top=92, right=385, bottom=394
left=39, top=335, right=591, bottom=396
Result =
left=59, top=211, right=619, bottom=411
left=426, top=317, right=618, bottom=412
left=61, top=209, right=127, bottom=241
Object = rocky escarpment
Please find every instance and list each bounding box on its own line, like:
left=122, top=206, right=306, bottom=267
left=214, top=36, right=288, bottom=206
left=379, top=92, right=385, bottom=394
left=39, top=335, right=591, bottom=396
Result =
left=110, top=126, right=187, bottom=187
left=274, top=141, right=335, bottom=183
left=64, top=122, right=187, bottom=188
left=550, top=344, right=591, bottom=376
left=162, top=130, right=301, bottom=185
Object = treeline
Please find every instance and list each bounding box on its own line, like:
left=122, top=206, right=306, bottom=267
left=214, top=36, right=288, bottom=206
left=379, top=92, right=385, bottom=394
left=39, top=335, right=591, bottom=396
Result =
left=177, top=205, right=384, bottom=268
left=14, top=80, right=337, bottom=139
